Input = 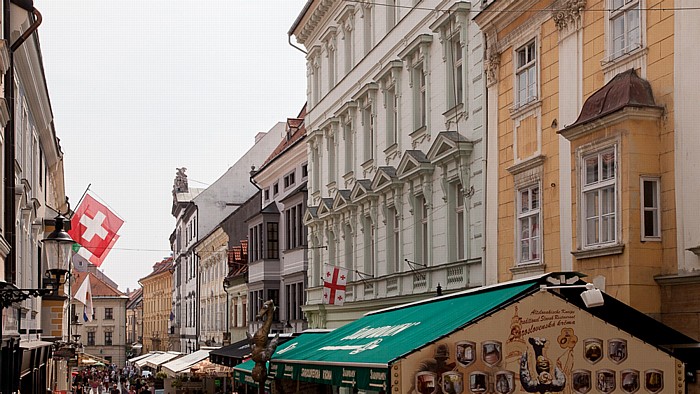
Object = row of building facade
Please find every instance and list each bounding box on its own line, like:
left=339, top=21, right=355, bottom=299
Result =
left=130, top=0, right=700, bottom=366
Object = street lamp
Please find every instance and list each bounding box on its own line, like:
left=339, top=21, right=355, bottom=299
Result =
left=41, top=214, right=75, bottom=297
left=0, top=214, right=75, bottom=393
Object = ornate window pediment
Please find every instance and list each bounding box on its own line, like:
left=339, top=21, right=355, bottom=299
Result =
left=317, top=198, right=334, bottom=218
left=426, top=131, right=474, bottom=164
left=396, top=150, right=433, bottom=180
left=370, top=166, right=399, bottom=192
left=350, top=179, right=374, bottom=201
left=332, top=189, right=353, bottom=210
left=303, top=206, right=318, bottom=225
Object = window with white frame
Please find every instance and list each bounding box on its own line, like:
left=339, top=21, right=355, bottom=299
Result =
left=641, top=177, right=660, bottom=240
left=386, top=0, right=398, bottom=30
left=284, top=171, right=296, bottom=189
left=363, top=5, right=373, bottom=56
left=449, top=33, right=464, bottom=109
left=361, top=102, right=374, bottom=162
left=362, top=215, right=375, bottom=276
left=343, top=118, right=354, bottom=174
left=343, top=26, right=354, bottom=73
left=413, top=63, right=427, bottom=130
left=609, top=0, right=641, bottom=59
left=343, top=223, right=354, bottom=277
left=415, top=195, right=429, bottom=265
left=517, top=185, right=541, bottom=264
left=328, top=229, right=336, bottom=263
left=386, top=84, right=398, bottom=147
left=515, top=40, right=537, bottom=107
left=387, top=206, right=400, bottom=274
left=328, top=41, right=336, bottom=89
left=582, top=148, right=617, bottom=247
left=327, top=132, right=336, bottom=183
left=301, top=163, right=308, bottom=179
left=455, top=184, right=465, bottom=261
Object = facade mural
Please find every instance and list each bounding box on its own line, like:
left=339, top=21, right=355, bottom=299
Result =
left=399, top=292, right=681, bottom=394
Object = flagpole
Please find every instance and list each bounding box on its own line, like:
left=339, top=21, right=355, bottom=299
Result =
left=69, top=183, right=91, bottom=219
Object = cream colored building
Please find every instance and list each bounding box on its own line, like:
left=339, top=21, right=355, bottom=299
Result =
left=139, top=257, right=173, bottom=352
left=71, top=272, right=129, bottom=366
left=196, top=227, right=228, bottom=346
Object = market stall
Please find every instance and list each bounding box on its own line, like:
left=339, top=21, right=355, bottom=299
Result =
left=269, top=273, right=700, bottom=393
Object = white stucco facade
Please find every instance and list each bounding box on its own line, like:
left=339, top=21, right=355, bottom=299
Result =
left=291, top=0, right=486, bottom=328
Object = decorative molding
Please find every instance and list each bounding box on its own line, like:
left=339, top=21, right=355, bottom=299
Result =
left=507, top=154, right=546, bottom=176
left=553, top=0, right=586, bottom=31
left=485, top=46, right=501, bottom=87
left=571, top=244, right=624, bottom=259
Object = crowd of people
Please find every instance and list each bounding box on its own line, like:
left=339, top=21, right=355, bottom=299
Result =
left=71, top=364, right=157, bottom=394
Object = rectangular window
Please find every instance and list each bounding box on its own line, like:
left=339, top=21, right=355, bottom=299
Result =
left=105, top=331, right=113, bottom=346
left=449, top=33, right=464, bottom=108
left=284, top=172, right=296, bottom=189
left=273, top=182, right=279, bottom=196
left=387, top=206, right=400, bottom=274
left=344, top=27, right=354, bottom=73
left=641, top=177, right=661, bottom=240
left=267, top=222, right=279, bottom=259
left=386, top=85, right=398, bottom=147
left=362, top=104, right=373, bottom=162
left=328, top=44, right=336, bottom=88
left=328, top=134, right=336, bottom=183
left=301, top=163, right=308, bottom=179
left=582, top=148, right=617, bottom=247
left=610, top=0, right=641, bottom=58
left=455, top=185, right=465, bottom=260
left=105, top=307, right=113, bottom=320
left=413, top=64, right=427, bottom=130
left=264, top=188, right=270, bottom=201
left=517, top=185, right=541, bottom=264
left=363, top=6, right=373, bottom=56
left=515, top=40, right=537, bottom=106
left=87, top=332, right=95, bottom=346
left=386, top=0, right=397, bottom=30
left=344, top=120, right=354, bottom=173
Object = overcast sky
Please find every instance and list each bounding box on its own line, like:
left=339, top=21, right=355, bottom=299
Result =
left=35, top=0, right=308, bottom=292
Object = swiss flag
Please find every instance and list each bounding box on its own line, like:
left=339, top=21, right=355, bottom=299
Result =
left=68, top=193, right=123, bottom=261
left=323, top=264, right=348, bottom=306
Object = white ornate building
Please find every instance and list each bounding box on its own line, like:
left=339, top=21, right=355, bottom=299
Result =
left=290, top=0, right=487, bottom=328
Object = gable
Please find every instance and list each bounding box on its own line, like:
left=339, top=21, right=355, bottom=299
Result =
left=426, top=131, right=474, bottom=164
left=396, top=150, right=433, bottom=180
left=371, top=166, right=398, bottom=192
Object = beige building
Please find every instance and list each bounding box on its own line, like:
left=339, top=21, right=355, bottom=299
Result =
left=71, top=272, right=129, bottom=366
left=474, top=0, right=700, bottom=340
left=139, top=257, right=173, bottom=352
left=196, top=227, right=228, bottom=347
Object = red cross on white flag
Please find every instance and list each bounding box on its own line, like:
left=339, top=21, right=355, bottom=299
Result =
left=68, top=193, right=123, bottom=264
left=323, top=264, right=348, bottom=306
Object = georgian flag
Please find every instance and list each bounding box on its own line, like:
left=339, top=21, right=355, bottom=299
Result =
left=68, top=193, right=123, bottom=265
left=323, top=264, right=348, bottom=306
left=74, top=275, right=94, bottom=322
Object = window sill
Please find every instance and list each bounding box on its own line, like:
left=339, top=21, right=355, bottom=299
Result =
left=572, top=244, right=624, bottom=259
left=509, top=99, right=541, bottom=120
left=510, top=261, right=545, bottom=277
left=601, top=46, right=646, bottom=70
left=442, top=102, right=465, bottom=120
left=410, top=125, right=428, bottom=144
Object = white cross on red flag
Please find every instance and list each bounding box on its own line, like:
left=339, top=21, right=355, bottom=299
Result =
left=68, top=193, right=123, bottom=266
left=323, top=264, right=348, bottom=306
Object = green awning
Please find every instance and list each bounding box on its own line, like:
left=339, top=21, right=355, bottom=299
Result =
left=271, top=282, right=536, bottom=390
left=232, top=360, right=271, bottom=389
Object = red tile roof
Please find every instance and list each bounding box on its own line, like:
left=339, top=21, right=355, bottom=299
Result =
left=139, top=257, right=174, bottom=282
left=72, top=271, right=124, bottom=298
left=259, top=104, right=307, bottom=170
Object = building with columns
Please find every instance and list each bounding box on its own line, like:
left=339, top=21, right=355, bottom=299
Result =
left=196, top=226, right=228, bottom=347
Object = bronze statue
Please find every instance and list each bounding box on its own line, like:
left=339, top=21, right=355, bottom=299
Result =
left=247, top=299, right=280, bottom=386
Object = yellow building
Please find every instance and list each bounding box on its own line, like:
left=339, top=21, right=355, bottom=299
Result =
left=475, top=0, right=699, bottom=339
left=139, top=257, right=173, bottom=352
